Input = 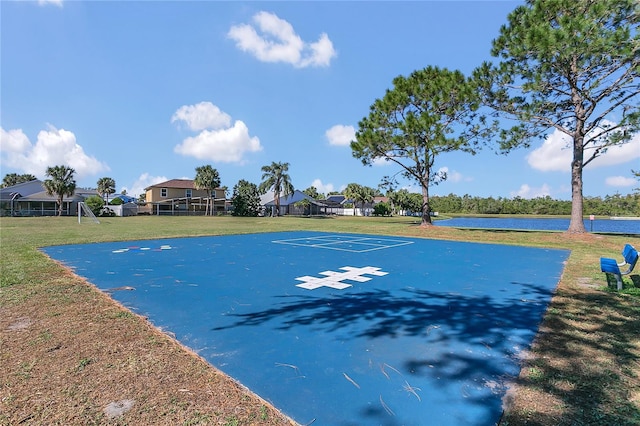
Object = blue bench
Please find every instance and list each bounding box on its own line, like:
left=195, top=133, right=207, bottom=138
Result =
left=600, top=244, right=638, bottom=290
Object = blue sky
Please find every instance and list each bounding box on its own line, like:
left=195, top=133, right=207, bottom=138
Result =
left=1, top=0, right=638, bottom=199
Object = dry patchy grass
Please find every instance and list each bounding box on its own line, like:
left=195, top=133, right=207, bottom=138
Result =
left=1, top=264, right=292, bottom=426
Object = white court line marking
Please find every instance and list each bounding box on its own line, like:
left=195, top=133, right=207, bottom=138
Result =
left=273, top=235, right=413, bottom=253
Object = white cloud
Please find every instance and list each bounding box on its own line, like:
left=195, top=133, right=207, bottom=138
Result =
left=171, top=101, right=231, bottom=132
left=325, top=124, right=355, bottom=146
left=589, top=133, right=640, bottom=168
left=0, top=125, right=109, bottom=180
left=310, top=178, right=334, bottom=196
left=605, top=176, right=636, bottom=187
left=228, top=11, right=336, bottom=68
left=0, top=128, right=31, bottom=152
left=172, top=102, right=262, bottom=163
left=526, top=131, right=573, bottom=172
left=510, top=183, right=551, bottom=199
left=122, top=173, right=168, bottom=198
left=174, top=120, right=262, bottom=163
left=527, top=126, right=640, bottom=172
left=299, top=33, right=335, bottom=68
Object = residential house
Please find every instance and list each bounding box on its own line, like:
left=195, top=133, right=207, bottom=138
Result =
left=1, top=180, right=44, bottom=216
left=142, top=179, right=226, bottom=215
left=260, top=190, right=326, bottom=216
left=319, top=194, right=389, bottom=216
left=0, top=180, right=98, bottom=216
left=353, top=196, right=388, bottom=216
left=321, top=194, right=349, bottom=215
left=106, top=194, right=139, bottom=217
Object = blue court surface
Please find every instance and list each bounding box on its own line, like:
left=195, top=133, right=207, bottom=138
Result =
left=42, top=231, right=569, bottom=425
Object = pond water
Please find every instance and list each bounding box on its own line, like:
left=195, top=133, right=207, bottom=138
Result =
left=435, top=217, right=640, bottom=234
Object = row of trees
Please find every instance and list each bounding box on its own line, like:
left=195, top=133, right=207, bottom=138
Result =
left=329, top=188, right=639, bottom=217
left=427, top=193, right=639, bottom=217
left=351, top=0, right=639, bottom=234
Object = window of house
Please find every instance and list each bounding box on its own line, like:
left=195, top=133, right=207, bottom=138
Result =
left=161, top=188, right=167, bottom=197
left=186, top=189, right=192, bottom=198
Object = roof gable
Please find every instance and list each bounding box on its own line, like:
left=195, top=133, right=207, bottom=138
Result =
left=0, top=179, right=44, bottom=199
left=146, top=179, right=195, bottom=190
left=262, top=190, right=325, bottom=206
left=18, top=190, right=85, bottom=202
left=145, top=179, right=224, bottom=191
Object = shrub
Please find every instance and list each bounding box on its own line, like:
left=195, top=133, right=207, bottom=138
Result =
left=373, top=202, right=392, bottom=216
left=84, top=195, right=104, bottom=216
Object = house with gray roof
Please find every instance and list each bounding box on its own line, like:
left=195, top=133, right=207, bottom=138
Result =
left=0, top=180, right=98, bottom=217
left=260, top=190, right=326, bottom=216
left=0, top=179, right=45, bottom=216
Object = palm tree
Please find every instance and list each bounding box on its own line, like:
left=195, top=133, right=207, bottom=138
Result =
left=303, top=186, right=322, bottom=200
left=1, top=173, right=37, bottom=188
left=294, top=198, right=311, bottom=216
left=349, top=184, right=376, bottom=216
left=194, top=165, right=221, bottom=216
left=43, top=165, right=76, bottom=216
left=258, top=162, right=294, bottom=217
left=390, top=189, right=412, bottom=215
left=359, top=186, right=376, bottom=216
left=97, top=177, right=116, bottom=205
left=343, top=183, right=361, bottom=216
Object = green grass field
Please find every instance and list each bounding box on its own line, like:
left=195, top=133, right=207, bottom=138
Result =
left=1, top=215, right=639, bottom=425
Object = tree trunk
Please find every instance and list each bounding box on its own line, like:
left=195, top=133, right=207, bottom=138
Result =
left=421, top=182, right=433, bottom=226
left=567, top=135, right=587, bottom=233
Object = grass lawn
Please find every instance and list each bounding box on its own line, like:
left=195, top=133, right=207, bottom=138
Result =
left=1, top=215, right=639, bottom=425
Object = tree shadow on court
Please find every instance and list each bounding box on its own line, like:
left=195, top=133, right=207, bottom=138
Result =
left=213, top=282, right=558, bottom=424
left=214, top=282, right=553, bottom=342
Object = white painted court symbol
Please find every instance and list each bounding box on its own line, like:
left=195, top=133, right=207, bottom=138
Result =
left=273, top=235, right=406, bottom=289
left=295, top=266, right=388, bottom=290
